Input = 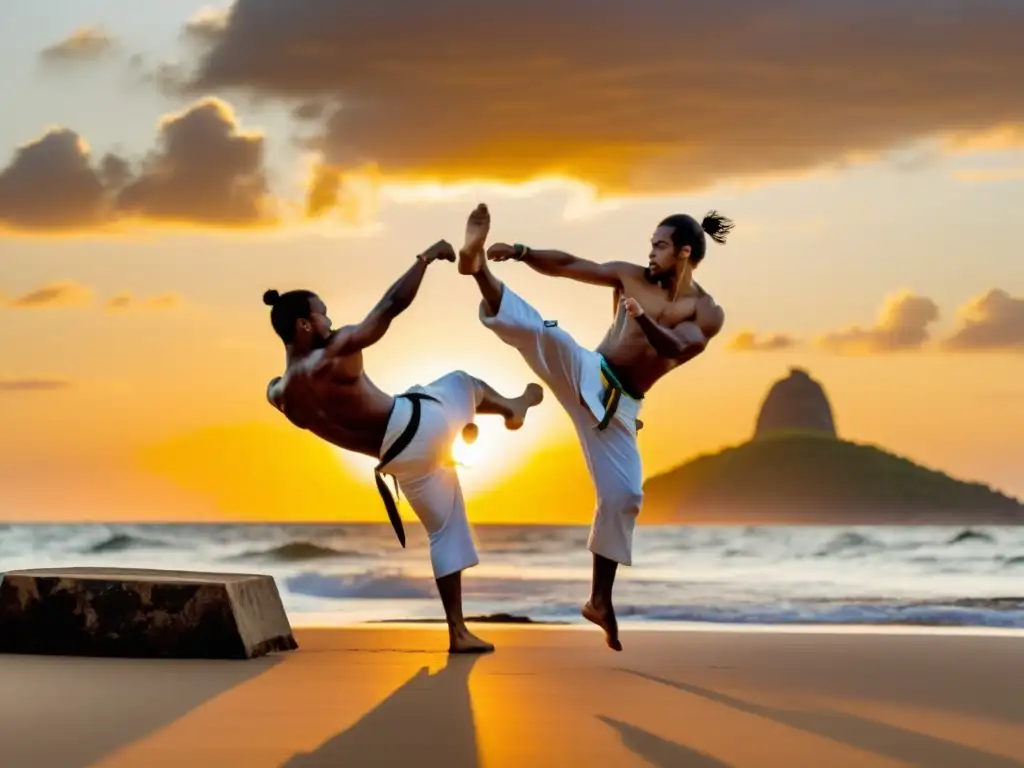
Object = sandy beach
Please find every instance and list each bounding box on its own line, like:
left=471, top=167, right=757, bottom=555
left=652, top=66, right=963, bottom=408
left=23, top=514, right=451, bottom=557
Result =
left=1, top=625, right=1022, bottom=767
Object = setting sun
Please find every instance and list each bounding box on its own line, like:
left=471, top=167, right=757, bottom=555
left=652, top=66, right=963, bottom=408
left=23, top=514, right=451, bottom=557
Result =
left=451, top=426, right=480, bottom=469
left=329, top=414, right=543, bottom=507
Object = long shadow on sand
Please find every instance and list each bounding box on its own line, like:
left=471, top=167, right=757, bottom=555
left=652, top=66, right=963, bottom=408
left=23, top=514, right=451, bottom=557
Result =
left=597, top=715, right=731, bottom=767
left=282, top=654, right=481, bottom=767
left=0, top=654, right=281, bottom=768
left=622, top=670, right=1024, bottom=768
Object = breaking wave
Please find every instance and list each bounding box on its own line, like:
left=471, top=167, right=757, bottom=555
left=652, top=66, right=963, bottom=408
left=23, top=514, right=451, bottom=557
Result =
left=229, top=542, right=358, bottom=562
left=287, top=571, right=437, bottom=599
left=84, top=534, right=169, bottom=553
left=632, top=599, right=1024, bottom=628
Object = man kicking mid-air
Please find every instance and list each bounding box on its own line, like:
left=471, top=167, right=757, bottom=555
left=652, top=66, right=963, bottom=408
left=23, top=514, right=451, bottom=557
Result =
left=263, top=238, right=543, bottom=653
left=458, top=204, right=731, bottom=651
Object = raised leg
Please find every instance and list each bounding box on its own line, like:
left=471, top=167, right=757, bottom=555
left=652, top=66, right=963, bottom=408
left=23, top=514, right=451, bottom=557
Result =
left=459, top=203, right=506, bottom=315
left=473, top=261, right=505, bottom=318
left=436, top=570, right=494, bottom=654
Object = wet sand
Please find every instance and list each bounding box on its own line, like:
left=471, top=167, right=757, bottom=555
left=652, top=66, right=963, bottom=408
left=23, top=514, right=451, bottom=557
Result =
left=1, top=625, right=1022, bottom=767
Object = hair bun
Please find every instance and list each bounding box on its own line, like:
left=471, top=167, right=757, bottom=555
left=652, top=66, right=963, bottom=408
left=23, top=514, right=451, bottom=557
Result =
left=701, top=210, right=735, bottom=245
left=262, top=289, right=280, bottom=306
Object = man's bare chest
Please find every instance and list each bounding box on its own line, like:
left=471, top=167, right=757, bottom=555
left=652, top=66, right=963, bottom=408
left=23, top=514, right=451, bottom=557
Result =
left=620, top=284, right=698, bottom=327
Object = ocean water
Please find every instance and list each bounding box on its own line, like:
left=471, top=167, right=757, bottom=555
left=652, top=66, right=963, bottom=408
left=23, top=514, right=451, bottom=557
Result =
left=1, top=523, right=1022, bottom=629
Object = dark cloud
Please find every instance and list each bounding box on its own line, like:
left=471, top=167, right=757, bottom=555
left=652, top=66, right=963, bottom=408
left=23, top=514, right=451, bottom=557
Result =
left=942, top=289, right=1024, bottom=351
left=292, top=100, right=330, bottom=122
left=0, top=378, right=74, bottom=392
left=0, top=99, right=275, bottom=232
left=40, top=27, right=115, bottom=63
left=817, top=293, right=940, bottom=354
left=185, top=0, right=1024, bottom=210
left=116, top=98, right=276, bottom=226
left=727, top=331, right=798, bottom=352
left=0, top=130, right=113, bottom=230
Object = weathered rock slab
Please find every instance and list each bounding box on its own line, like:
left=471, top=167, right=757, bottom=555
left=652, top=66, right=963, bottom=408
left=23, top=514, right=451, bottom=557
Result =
left=0, top=567, right=298, bottom=659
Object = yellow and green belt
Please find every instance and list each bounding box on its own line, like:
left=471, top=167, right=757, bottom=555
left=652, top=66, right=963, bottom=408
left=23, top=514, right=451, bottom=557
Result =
left=597, top=357, right=643, bottom=430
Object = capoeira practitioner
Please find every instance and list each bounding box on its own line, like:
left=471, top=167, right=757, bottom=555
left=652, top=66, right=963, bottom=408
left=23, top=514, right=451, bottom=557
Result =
left=458, top=204, right=731, bottom=651
left=264, top=238, right=543, bottom=653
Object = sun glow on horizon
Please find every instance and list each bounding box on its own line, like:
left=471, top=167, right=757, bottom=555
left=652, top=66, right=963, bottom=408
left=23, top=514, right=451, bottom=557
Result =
left=332, top=416, right=538, bottom=503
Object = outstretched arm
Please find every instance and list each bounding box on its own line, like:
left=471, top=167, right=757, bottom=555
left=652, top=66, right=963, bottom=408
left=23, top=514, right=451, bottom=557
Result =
left=488, top=243, right=633, bottom=288
left=626, top=296, right=725, bottom=361
left=327, top=240, right=454, bottom=354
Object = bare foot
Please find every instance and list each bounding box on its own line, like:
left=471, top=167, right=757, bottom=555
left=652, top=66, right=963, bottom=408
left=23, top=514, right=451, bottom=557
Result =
left=582, top=600, right=622, bottom=651
left=449, top=626, right=495, bottom=654
left=459, top=203, right=490, bottom=275
left=504, top=383, right=544, bottom=430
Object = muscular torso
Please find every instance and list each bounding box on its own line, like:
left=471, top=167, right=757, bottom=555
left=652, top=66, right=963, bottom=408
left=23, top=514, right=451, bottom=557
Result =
left=596, top=267, right=708, bottom=396
left=268, top=346, right=395, bottom=459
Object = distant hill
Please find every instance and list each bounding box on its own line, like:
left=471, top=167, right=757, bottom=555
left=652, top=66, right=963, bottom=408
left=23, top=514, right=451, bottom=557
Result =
left=641, top=432, right=1024, bottom=524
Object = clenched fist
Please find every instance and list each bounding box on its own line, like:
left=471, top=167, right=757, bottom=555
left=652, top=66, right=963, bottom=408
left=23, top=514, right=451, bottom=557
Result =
left=486, top=243, right=516, bottom=262
left=621, top=296, right=644, bottom=317
left=420, top=239, right=456, bottom=264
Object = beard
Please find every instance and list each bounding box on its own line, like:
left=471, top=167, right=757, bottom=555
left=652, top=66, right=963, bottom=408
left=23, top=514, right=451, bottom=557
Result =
left=310, top=330, right=333, bottom=350
left=644, top=266, right=671, bottom=287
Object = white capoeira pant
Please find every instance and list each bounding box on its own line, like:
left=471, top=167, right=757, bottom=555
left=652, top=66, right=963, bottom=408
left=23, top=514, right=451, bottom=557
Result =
left=479, top=286, right=644, bottom=566
left=377, top=371, right=481, bottom=580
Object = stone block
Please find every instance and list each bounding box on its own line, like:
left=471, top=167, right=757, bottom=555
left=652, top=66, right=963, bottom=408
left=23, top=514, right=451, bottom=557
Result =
left=0, top=567, right=298, bottom=659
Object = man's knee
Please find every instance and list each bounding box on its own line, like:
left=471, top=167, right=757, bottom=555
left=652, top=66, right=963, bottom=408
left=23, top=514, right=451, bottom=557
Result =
left=441, top=369, right=481, bottom=406
left=600, top=484, right=644, bottom=516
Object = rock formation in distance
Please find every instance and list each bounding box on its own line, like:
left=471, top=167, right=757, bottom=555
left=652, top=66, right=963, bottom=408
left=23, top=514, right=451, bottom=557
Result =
left=754, top=367, right=837, bottom=439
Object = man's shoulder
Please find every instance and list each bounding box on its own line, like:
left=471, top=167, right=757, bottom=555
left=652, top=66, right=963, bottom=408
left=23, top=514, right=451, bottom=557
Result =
left=614, top=262, right=651, bottom=289
left=692, top=280, right=713, bottom=299
left=266, top=375, right=286, bottom=411
left=612, top=261, right=646, bottom=277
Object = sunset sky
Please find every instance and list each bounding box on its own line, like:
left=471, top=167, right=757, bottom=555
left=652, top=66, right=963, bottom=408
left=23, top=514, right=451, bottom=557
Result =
left=1, top=0, right=1022, bottom=523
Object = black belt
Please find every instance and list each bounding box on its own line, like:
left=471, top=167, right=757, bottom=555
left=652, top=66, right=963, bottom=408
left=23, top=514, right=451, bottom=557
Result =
left=375, top=393, right=440, bottom=547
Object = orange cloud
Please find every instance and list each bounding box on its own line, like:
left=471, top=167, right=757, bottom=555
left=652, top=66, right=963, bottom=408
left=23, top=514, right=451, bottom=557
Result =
left=727, top=331, right=798, bottom=353
left=183, top=8, right=229, bottom=44
left=184, top=0, right=1024, bottom=213
left=816, top=292, right=941, bottom=355
left=6, top=281, right=94, bottom=309
left=813, top=288, right=1023, bottom=354
left=105, top=292, right=182, bottom=311
left=942, top=289, right=1024, bottom=352
left=306, top=163, right=341, bottom=218
left=0, top=98, right=276, bottom=233
left=3, top=282, right=183, bottom=312
left=0, top=378, right=74, bottom=393
left=944, top=124, right=1024, bottom=154
left=39, top=27, right=115, bottom=63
